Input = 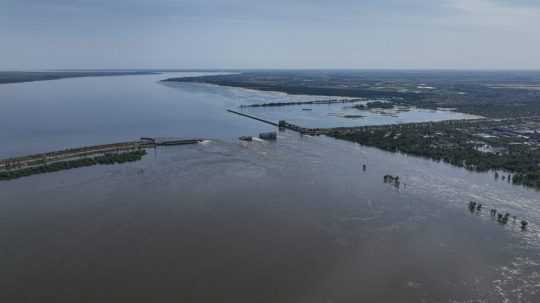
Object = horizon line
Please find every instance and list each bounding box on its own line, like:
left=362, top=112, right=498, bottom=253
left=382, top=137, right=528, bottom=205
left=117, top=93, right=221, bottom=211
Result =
left=3, top=68, right=540, bottom=73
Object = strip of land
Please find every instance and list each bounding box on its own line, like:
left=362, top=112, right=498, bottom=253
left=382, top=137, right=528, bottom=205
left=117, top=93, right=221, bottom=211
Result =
left=0, top=138, right=205, bottom=181
left=239, top=98, right=365, bottom=108
left=0, top=150, right=147, bottom=181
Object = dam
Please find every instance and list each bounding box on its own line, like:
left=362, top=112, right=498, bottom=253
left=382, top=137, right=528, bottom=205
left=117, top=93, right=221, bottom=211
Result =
left=0, top=138, right=205, bottom=180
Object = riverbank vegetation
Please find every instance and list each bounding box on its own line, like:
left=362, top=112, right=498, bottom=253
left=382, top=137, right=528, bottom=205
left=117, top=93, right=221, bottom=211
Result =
left=328, top=120, right=540, bottom=190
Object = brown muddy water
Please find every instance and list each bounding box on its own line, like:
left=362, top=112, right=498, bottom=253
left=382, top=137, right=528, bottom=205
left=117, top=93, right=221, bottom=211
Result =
left=0, top=73, right=539, bottom=302
left=1, top=133, right=539, bottom=302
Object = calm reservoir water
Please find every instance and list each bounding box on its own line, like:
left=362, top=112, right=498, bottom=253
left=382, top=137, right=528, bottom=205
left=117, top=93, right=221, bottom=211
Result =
left=0, top=73, right=539, bottom=302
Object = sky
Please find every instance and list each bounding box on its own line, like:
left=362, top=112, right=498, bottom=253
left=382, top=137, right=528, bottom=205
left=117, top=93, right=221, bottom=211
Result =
left=1, top=0, right=539, bottom=70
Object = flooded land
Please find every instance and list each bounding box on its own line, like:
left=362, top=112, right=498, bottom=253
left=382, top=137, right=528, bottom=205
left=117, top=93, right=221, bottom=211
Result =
left=1, top=71, right=540, bottom=302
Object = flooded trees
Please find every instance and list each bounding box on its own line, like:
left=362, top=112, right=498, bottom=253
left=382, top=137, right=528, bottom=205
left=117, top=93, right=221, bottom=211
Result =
left=329, top=120, right=540, bottom=190
left=384, top=175, right=400, bottom=188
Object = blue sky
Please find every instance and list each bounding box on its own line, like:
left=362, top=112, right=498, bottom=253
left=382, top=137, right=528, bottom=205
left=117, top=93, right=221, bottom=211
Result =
left=1, top=0, right=539, bottom=69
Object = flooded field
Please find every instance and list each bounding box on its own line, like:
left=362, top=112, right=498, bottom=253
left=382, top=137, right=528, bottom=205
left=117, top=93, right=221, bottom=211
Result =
left=188, top=83, right=480, bottom=128
left=0, top=73, right=539, bottom=302
left=241, top=101, right=480, bottom=128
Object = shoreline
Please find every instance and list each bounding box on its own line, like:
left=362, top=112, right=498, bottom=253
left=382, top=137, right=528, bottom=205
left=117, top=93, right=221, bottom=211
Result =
left=0, top=71, right=159, bottom=85
left=163, top=76, right=421, bottom=100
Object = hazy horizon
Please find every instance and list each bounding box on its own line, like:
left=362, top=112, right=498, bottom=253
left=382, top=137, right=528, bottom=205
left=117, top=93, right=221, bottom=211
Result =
left=4, top=68, right=540, bottom=72
left=1, top=0, right=540, bottom=70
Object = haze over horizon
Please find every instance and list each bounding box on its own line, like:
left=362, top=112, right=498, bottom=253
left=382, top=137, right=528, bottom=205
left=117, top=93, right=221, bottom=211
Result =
left=2, top=0, right=540, bottom=70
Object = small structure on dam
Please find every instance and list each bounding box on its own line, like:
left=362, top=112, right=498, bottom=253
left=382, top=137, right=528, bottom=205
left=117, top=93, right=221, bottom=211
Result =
left=141, top=137, right=205, bottom=146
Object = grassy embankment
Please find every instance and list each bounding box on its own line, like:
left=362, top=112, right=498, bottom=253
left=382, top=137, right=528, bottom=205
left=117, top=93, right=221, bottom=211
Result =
left=0, top=150, right=147, bottom=181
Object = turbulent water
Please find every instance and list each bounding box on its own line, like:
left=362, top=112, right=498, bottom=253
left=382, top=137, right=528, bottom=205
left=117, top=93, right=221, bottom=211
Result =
left=0, top=72, right=539, bottom=302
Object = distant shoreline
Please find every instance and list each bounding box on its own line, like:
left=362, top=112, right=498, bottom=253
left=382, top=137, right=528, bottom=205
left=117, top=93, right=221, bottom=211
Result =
left=163, top=71, right=540, bottom=118
left=163, top=75, right=420, bottom=100
left=0, top=71, right=159, bottom=85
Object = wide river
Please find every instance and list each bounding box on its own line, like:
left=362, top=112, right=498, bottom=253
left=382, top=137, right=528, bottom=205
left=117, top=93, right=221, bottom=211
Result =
left=0, top=73, right=539, bottom=302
